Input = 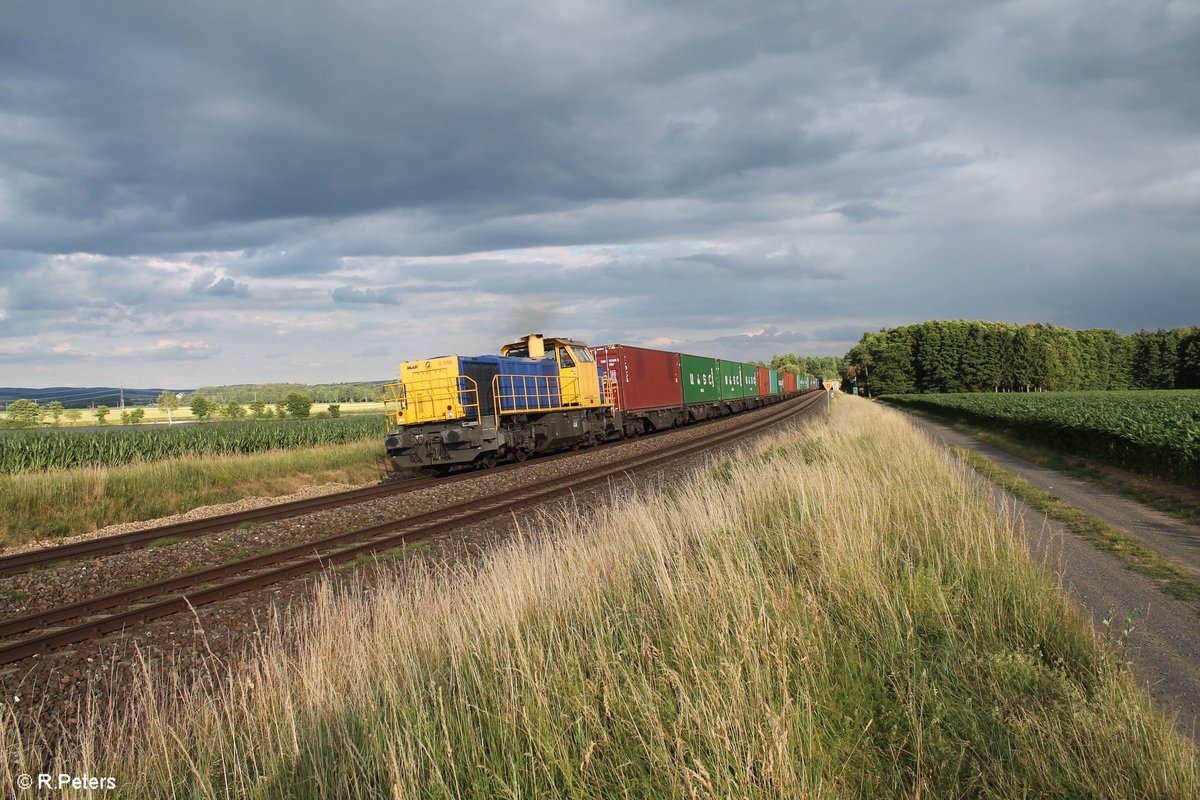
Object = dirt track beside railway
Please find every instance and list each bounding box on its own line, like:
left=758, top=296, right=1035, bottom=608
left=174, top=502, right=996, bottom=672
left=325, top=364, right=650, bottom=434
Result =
left=907, top=413, right=1200, bottom=744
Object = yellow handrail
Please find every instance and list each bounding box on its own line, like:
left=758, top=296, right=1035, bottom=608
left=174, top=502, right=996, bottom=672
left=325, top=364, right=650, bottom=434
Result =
left=490, top=373, right=614, bottom=427
left=601, top=372, right=620, bottom=410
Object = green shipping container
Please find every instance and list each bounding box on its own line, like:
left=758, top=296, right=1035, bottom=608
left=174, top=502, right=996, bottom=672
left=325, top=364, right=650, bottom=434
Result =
left=769, top=369, right=781, bottom=394
left=741, top=362, right=758, bottom=397
left=716, top=359, right=744, bottom=400
left=679, top=353, right=719, bottom=404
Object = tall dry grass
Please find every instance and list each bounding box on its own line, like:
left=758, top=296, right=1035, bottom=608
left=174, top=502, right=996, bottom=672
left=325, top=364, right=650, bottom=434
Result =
left=3, top=396, right=1196, bottom=798
left=0, top=440, right=387, bottom=548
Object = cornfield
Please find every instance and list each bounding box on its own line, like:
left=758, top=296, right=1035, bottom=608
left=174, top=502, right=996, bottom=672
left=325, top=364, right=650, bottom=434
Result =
left=884, top=390, right=1200, bottom=486
left=0, top=416, right=386, bottom=473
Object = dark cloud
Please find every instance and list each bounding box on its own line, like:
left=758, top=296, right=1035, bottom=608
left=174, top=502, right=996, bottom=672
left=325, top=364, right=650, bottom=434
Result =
left=0, top=1, right=1195, bottom=385
left=836, top=202, right=900, bottom=223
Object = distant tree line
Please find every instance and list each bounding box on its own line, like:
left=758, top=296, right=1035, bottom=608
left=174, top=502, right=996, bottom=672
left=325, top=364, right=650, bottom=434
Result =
left=842, top=321, right=1200, bottom=396
left=2, top=390, right=335, bottom=428
left=191, top=393, right=327, bottom=421
left=767, top=354, right=845, bottom=379
left=190, top=382, right=386, bottom=404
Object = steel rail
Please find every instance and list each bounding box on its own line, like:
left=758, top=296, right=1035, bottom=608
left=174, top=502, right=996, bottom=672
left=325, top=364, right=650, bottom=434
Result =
left=0, top=476, right=446, bottom=578
left=0, top=392, right=824, bottom=666
left=0, top=391, right=817, bottom=577
left=0, top=395, right=817, bottom=640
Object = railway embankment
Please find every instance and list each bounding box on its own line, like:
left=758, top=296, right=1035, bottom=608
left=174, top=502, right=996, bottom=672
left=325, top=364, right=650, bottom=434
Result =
left=3, top=395, right=1195, bottom=796
left=0, top=396, right=821, bottom=744
left=906, top=412, right=1200, bottom=744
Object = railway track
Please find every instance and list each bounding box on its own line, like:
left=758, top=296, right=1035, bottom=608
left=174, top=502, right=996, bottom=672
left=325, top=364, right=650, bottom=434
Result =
left=0, top=391, right=819, bottom=578
left=0, top=476, right=438, bottom=578
left=0, top=391, right=825, bottom=666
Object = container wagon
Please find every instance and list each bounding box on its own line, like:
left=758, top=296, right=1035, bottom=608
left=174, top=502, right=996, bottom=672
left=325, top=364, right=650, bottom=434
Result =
left=591, top=344, right=683, bottom=434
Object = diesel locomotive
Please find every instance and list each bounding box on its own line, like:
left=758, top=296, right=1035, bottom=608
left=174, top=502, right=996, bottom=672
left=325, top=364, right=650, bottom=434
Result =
left=383, top=333, right=813, bottom=473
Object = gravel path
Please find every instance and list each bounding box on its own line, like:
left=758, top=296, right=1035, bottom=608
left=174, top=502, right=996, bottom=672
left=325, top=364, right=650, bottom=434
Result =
left=0, top=401, right=816, bottom=741
left=908, top=413, right=1200, bottom=745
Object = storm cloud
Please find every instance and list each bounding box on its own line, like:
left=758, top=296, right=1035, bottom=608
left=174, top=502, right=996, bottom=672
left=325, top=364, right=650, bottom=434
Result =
left=1, top=1, right=1197, bottom=385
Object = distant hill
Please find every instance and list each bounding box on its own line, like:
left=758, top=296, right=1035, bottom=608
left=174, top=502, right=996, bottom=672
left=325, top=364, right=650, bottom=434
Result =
left=0, top=386, right=191, bottom=409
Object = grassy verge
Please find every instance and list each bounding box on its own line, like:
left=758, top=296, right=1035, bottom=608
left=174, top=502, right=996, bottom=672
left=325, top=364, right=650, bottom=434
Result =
left=944, top=421, right=1200, bottom=528
left=0, top=440, right=388, bottom=549
left=951, top=446, right=1200, bottom=603
left=4, top=397, right=1197, bottom=798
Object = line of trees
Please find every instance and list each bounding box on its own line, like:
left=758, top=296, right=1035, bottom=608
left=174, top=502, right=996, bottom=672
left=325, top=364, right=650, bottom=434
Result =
left=2, top=392, right=334, bottom=428
left=190, top=393, right=324, bottom=421
left=191, top=382, right=385, bottom=404
left=842, top=321, right=1200, bottom=396
left=767, top=354, right=844, bottom=379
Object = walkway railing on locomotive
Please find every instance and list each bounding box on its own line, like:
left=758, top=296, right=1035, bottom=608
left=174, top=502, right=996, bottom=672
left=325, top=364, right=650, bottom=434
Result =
left=600, top=373, right=621, bottom=411
left=383, top=375, right=481, bottom=427
left=489, top=373, right=614, bottom=427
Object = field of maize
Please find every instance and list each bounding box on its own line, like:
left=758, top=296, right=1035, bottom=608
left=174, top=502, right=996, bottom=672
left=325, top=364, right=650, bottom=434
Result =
left=884, top=390, right=1200, bottom=487
left=0, top=416, right=385, bottom=473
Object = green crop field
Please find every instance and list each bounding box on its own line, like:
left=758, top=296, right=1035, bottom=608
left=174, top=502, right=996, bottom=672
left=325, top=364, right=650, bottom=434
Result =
left=0, top=415, right=386, bottom=473
left=884, top=390, right=1200, bottom=487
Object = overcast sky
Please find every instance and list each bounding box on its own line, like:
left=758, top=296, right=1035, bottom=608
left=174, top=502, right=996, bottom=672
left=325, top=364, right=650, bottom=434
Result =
left=1, top=1, right=1197, bottom=387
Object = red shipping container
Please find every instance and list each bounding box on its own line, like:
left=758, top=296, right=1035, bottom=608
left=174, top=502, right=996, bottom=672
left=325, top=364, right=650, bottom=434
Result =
left=591, top=344, right=682, bottom=412
left=757, top=366, right=770, bottom=397
left=783, top=371, right=797, bottom=393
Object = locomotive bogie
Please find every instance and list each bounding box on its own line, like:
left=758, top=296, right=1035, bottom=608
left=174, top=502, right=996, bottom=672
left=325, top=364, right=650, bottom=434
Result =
left=386, top=407, right=614, bottom=472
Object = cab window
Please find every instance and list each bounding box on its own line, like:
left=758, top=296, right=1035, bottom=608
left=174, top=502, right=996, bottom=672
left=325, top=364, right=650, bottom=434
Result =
left=559, top=348, right=576, bottom=368
left=570, top=347, right=594, bottom=363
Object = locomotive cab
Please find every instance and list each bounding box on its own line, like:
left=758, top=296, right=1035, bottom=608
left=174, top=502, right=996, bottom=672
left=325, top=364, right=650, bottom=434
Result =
left=501, top=334, right=604, bottom=409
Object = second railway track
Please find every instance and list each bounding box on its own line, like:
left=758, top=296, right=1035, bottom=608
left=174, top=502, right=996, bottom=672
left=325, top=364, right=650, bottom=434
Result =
left=0, top=391, right=825, bottom=666
left=0, top=391, right=820, bottom=578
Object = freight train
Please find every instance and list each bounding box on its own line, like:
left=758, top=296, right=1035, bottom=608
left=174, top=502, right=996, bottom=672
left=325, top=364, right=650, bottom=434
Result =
left=383, top=334, right=816, bottom=473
